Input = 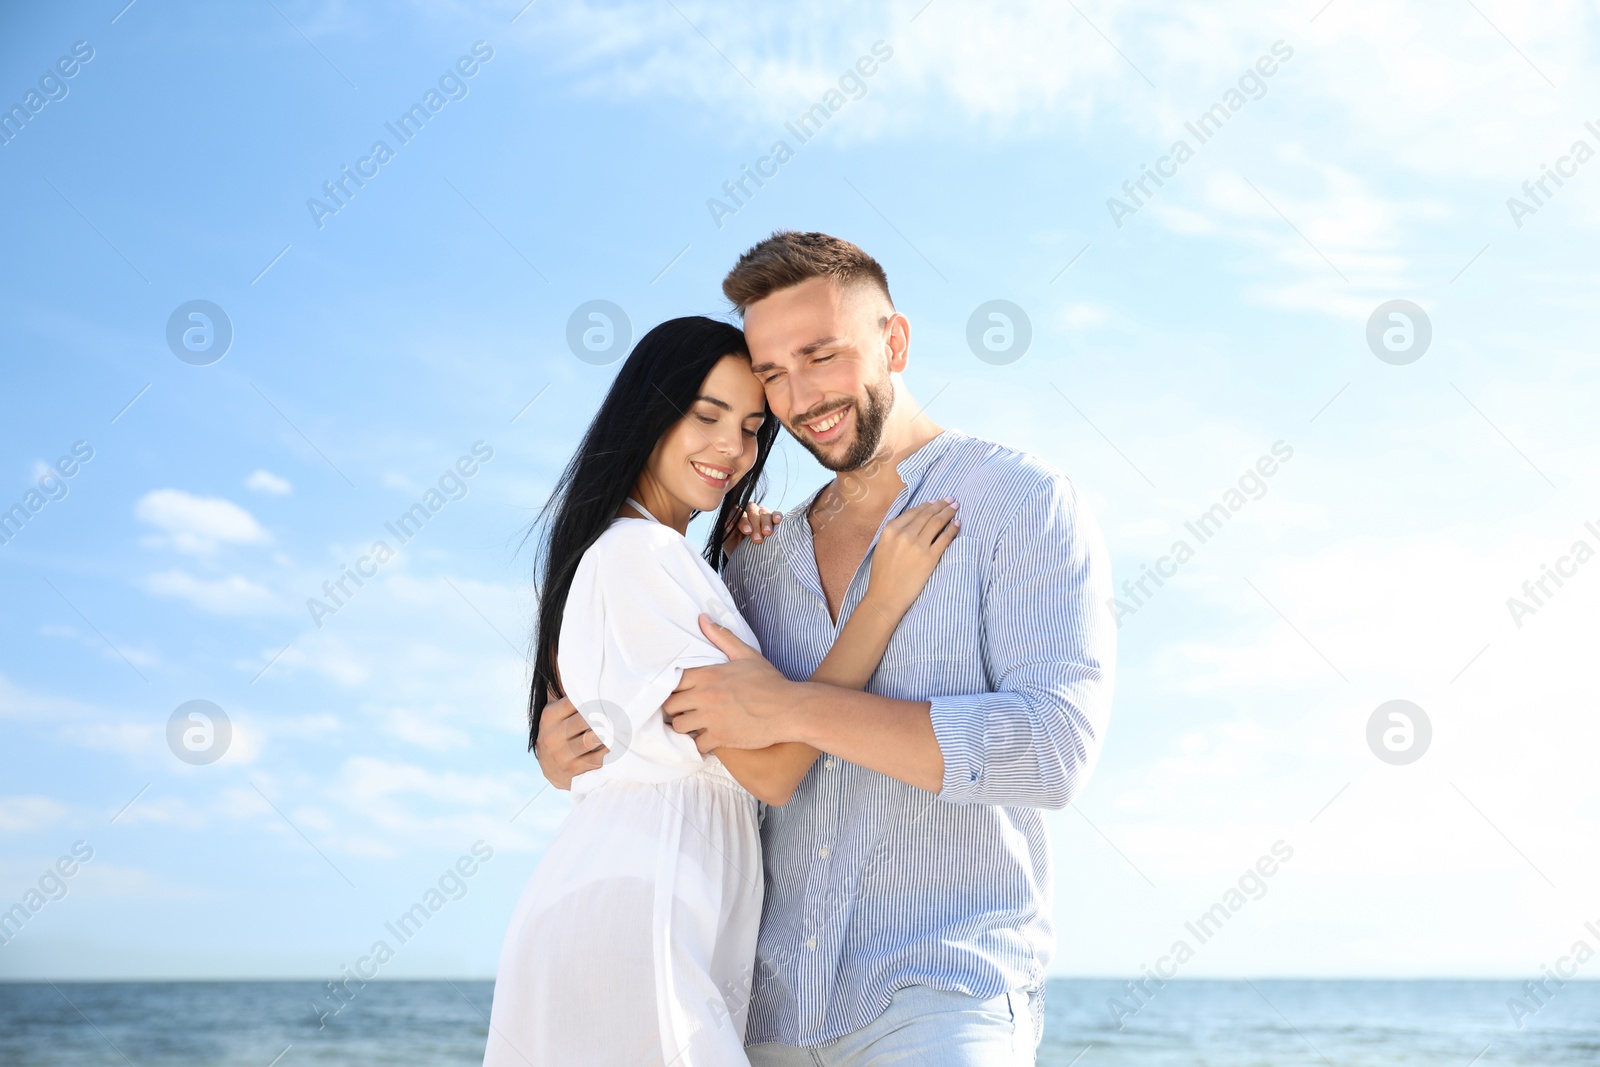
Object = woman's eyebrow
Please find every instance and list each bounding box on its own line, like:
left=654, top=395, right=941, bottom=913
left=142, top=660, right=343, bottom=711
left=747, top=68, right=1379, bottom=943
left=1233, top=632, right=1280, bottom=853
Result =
left=698, top=394, right=763, bottom=419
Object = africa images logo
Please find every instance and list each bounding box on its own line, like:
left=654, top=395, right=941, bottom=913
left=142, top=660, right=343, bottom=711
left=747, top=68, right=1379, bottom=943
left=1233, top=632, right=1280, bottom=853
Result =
left=1106, top=41, right=1294, bottom=228
left=306, top=42, right=495, bottom=230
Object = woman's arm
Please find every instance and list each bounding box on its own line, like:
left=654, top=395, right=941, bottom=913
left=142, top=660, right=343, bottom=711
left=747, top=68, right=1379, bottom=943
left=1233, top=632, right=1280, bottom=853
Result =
left=713, top=499, right=959, bottom=805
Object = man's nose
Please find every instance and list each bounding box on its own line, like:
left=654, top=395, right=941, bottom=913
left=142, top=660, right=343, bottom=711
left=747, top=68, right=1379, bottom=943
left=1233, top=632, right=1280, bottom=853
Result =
left=786, top=373, right=824, bottom=423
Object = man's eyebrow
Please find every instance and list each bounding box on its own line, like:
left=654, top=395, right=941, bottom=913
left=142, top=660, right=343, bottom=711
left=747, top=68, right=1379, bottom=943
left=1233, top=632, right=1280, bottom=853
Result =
left=751, top=336, right=845, bottom=374
left=796, top=335, right=845, bottom=357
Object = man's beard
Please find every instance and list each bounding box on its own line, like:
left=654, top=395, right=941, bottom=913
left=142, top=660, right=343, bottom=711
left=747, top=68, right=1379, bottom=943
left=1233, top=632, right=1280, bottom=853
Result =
left=792, top=374, right=893, bottom=473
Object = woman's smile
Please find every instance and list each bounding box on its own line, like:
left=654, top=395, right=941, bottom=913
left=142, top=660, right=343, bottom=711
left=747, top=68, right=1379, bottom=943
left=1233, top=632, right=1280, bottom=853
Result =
left=691, top=458, right=734, bottom=488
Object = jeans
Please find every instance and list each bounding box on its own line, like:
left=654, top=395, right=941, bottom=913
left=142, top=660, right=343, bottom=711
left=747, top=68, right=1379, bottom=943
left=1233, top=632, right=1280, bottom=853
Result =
left=745, top=985, right=1038, bottom=1066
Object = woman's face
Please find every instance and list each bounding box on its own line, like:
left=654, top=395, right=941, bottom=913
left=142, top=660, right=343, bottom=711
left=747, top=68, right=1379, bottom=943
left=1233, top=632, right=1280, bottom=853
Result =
left=643, top=354, right=768, bottom=516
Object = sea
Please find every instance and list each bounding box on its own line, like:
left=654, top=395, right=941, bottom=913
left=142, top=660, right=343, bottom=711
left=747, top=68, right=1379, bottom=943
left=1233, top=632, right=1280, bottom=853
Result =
left=0, top=979, right=1595, bottom=1065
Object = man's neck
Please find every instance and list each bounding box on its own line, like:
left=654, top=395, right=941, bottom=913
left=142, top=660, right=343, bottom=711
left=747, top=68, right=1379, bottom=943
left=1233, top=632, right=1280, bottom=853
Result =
left=821, top=399, right=945, bottom=516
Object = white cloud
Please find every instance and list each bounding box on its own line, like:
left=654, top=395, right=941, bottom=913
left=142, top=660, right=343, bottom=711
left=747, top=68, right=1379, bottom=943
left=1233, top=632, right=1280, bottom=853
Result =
left=0, top=675, right=263, bottom=773
left=112, top=796, right=208, bottom=829
left=135, top=489, right=269, bottom=555
left=380, top=471, right=418, bottom=493
left=378, top=707, right=474, bottom=751
left=508, top=0, right=1146, bottom=132
left=267, top=713, right=343, bottom=739
left=70, top=861, right=208, bottom=901
left=245, top=470, right=293, bottom=495
left=143, top=570, right=281, bottom=615
left=37, top=622, right=160, bottom=668
left=58, top=719, right=161, bottom=757
left=337, top=756, right=523, bottom=809
left=254, top=636, right=370, bottom=686
left=504, top=0, right=1598, bottom=174
left=0, top=796, right=67, bottom=833
left=0, top=673, right=102, bottom=724
left=1059, top=302, right=1112, bottom=330
left=218, top=785, right=277, bottom=821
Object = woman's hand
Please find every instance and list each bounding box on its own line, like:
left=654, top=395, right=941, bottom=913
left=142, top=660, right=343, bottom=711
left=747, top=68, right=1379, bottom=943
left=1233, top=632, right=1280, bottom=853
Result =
left=722, top=501, right=782, bottom=555
left=863, top=498, right=959, bottom=616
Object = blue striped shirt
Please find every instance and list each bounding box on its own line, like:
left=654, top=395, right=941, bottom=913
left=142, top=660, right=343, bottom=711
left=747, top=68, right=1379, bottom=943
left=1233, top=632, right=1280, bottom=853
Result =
left=723, top=429, right=1116, bottom=1047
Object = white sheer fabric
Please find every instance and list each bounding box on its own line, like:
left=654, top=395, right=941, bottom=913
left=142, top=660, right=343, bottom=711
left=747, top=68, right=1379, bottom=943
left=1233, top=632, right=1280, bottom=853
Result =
left=484, top=516, right=763, bottom=1067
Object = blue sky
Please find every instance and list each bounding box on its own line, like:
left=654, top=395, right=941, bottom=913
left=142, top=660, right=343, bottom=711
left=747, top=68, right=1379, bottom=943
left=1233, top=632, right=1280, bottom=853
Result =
left=2, top=0, right=1598, bottom=985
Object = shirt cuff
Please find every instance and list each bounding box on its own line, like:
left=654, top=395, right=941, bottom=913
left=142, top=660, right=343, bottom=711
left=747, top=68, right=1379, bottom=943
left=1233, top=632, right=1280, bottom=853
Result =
left=929, top=694, right=988, bottom=803
left=930, top=691, right=1042, bottom=804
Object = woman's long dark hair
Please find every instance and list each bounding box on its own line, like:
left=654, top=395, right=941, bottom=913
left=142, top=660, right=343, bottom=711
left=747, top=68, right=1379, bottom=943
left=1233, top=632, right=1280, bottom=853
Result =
left=526, top=315, right=779, bottom=750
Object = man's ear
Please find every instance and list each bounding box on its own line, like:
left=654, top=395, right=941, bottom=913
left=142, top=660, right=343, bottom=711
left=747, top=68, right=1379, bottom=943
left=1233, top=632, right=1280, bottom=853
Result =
left=884, top=311, right=911, bottom=373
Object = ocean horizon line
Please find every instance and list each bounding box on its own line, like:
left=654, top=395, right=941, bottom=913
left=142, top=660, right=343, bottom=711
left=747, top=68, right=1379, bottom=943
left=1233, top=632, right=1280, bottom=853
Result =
left=3, top=975, right=1593, bottom=983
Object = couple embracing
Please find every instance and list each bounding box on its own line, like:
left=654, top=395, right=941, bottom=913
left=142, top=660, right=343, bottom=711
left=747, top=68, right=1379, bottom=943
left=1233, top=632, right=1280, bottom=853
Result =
left=482, top=231, right=1115, bottom=1066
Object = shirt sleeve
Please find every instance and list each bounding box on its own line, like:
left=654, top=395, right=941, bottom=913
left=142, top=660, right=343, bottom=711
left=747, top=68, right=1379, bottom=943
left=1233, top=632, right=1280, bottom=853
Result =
left=927, top=475, right=1116, bottom=809
left=559, top=523, right=753, bottom=776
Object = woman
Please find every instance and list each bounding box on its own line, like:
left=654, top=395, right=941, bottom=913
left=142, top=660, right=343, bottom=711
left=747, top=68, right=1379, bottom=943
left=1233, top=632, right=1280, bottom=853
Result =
left=483, top=316, right=959, bottom=1067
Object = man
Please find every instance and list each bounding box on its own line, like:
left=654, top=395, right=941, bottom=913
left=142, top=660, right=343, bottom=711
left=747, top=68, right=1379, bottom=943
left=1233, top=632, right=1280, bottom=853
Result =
left=536, top=231, right=1115, bottom=1065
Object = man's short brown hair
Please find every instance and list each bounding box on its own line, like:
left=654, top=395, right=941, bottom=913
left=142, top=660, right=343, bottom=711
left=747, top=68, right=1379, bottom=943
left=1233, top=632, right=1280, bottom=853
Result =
left=722, top=230, right=893, bottom=315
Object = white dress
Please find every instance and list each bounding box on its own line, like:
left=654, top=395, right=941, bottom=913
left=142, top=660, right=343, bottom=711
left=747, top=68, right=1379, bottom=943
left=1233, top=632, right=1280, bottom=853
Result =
left=484, top=505, right=763, bottom=1067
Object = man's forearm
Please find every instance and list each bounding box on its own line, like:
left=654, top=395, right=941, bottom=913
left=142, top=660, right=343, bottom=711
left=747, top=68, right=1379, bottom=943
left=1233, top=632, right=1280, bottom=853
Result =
left=783, top=682, right=944, bottom=793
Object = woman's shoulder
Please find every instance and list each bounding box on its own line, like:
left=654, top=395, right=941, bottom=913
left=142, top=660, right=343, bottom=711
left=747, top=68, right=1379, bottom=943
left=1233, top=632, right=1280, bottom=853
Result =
left=568, top=516, right=758, bottom=651
left=580, top=518, right=707, bottom=585
left=564, top=519, right=733, bottom=645
left=592, top=515, right=696, bottom=554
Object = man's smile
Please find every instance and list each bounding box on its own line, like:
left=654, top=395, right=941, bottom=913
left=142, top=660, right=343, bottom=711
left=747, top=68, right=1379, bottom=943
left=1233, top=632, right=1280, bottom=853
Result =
left=801, top=403, right=852, bottom=444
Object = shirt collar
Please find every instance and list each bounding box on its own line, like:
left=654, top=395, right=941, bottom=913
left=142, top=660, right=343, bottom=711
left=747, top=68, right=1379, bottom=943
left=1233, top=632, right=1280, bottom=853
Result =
left=782, top=429, right=961, bottom=532
left=891, top=429, right=961, bottom=497
left=776, top=428, right=961, bottom=550
left=760, top=429, right=961, bottom=602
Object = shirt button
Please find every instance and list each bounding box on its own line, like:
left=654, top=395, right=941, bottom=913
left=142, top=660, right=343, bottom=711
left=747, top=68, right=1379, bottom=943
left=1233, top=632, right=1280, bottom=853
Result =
left=806, top=937, right=816, bottom=950
left=818, top=847, right=829, bottom=858
left=824, top=758, right=836, bottom=770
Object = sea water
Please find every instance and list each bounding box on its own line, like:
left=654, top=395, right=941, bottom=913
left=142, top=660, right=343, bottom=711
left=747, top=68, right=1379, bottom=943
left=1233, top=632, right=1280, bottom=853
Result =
left=1, top=979, right=1595, bottom=1065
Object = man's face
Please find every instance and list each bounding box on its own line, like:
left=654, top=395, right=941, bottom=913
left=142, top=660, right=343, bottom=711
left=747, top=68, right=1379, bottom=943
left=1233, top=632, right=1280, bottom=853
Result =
left=743, top=277, right=900, bottom=472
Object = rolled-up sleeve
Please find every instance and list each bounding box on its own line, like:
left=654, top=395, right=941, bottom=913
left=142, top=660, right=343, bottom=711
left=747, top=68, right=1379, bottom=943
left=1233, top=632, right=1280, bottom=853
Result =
left=929, top=475, right=1115, bottom=808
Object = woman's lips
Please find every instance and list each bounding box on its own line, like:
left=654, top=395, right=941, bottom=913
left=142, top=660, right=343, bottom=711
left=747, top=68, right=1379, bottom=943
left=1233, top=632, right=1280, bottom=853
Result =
left=691, top=459, right=733, bottom=488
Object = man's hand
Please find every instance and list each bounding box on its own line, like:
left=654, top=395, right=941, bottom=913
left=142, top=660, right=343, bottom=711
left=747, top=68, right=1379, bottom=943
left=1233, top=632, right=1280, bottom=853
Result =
left=535, top=693, right=607, bottom=790
left=664, top=616, right=804, bottom=754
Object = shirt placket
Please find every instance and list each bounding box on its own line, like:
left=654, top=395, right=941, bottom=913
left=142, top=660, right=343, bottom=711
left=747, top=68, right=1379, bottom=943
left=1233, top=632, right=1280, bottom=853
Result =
left=779, top=438, right=955, bottom=1043
left=776, top=500, right=843, bottom=1040
left=797, top=481, right=926, bottom=1040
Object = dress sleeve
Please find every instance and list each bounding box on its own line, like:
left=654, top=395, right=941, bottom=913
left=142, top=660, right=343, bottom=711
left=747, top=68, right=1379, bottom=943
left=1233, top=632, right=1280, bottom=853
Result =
left=558, top=523, right=750, bottom=777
